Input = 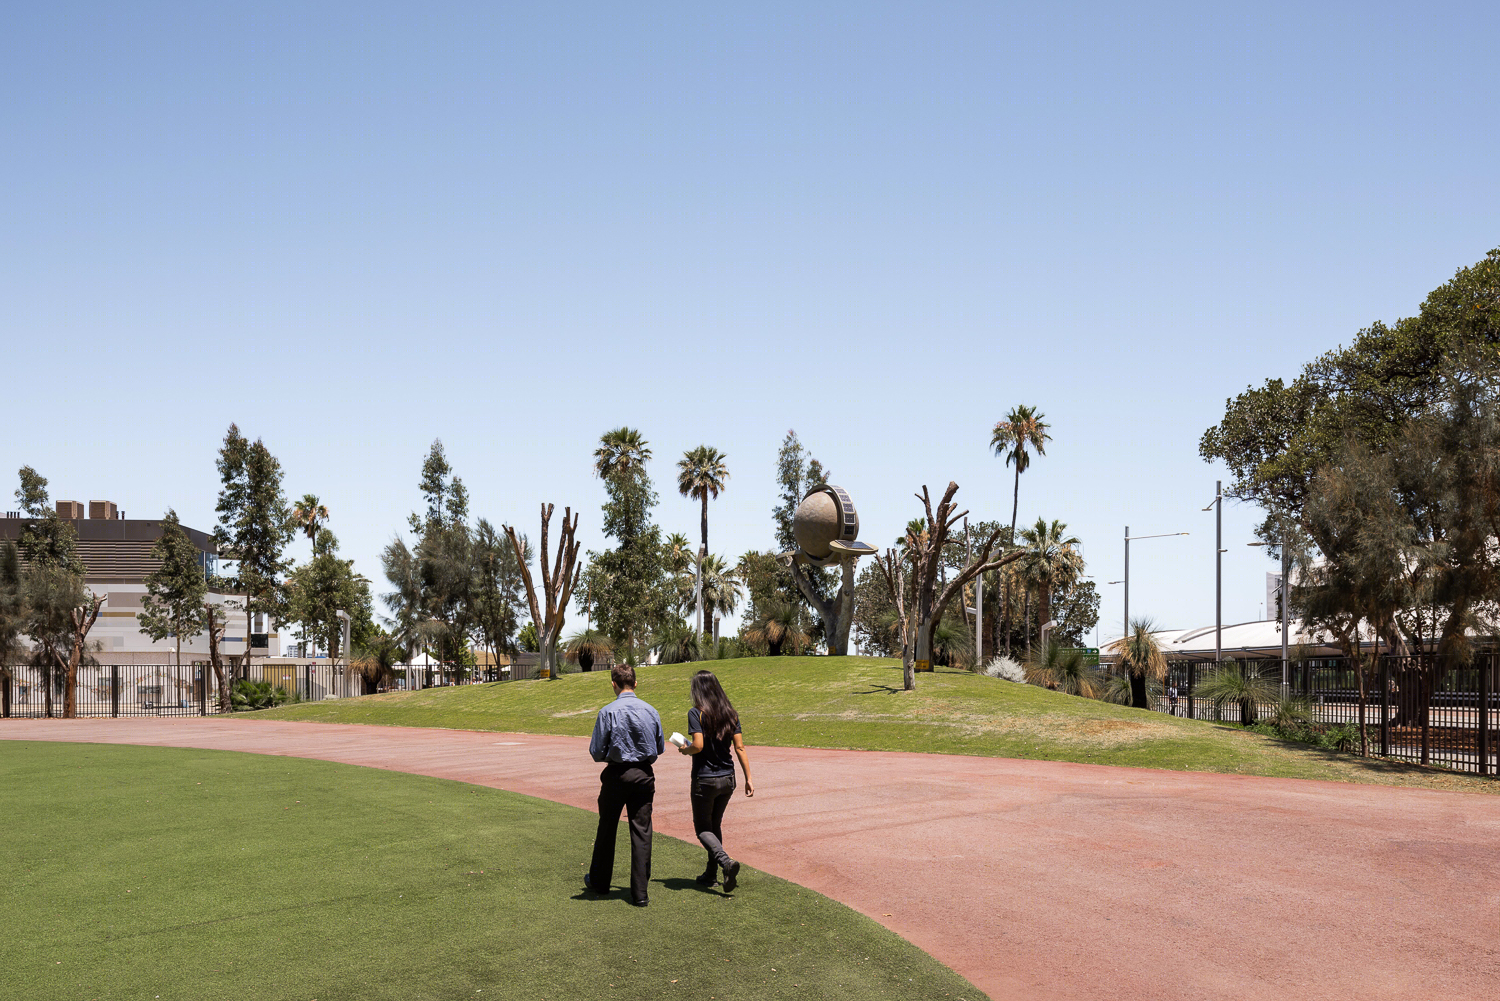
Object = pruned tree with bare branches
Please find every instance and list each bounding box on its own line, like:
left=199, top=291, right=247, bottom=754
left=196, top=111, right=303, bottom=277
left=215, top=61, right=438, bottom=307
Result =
left=882, top=482, right=1023, bottom=691
left=504, top=504, right=581, bottom=681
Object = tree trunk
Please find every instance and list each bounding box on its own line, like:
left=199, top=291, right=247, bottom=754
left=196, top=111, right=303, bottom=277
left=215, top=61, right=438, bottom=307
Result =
left=207, top=607, right=231, bottom=713
left=1129, top=672, right=1149, bottom=710
left=699, top=493, right=709, bottom=638
left=541, top=625, right=560, bottom=680
left=833, top=558, right=856, bottom=657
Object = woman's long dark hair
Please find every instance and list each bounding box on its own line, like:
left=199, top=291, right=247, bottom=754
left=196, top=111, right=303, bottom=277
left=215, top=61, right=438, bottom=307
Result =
left=690, top=670, right=739, bottom=743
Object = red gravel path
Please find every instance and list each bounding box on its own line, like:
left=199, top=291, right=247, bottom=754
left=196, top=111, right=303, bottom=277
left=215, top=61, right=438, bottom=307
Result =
left=4, top=717, right=1498, bottom=1001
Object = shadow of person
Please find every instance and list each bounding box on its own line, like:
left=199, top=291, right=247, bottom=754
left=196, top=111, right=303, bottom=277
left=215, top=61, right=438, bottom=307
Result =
left=655, top=876, right=723, bottom=896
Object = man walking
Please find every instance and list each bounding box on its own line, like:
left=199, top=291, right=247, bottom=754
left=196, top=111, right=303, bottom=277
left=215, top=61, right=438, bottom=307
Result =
left=584, top=664, right=664, bottom=907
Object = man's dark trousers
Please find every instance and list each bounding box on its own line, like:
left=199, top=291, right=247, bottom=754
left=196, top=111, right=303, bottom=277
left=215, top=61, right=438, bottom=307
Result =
left=588, top=762, right=655, bottom=902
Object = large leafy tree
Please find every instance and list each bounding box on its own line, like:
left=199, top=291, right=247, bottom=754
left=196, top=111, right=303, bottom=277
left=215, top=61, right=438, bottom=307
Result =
left=587, top=428, right=672, bottom=663
left=14, top=468, right=104, bottom=717
left=676, top=445, right=730, bottom=637
left=214, top=426, right=293, bottom=673
left=1200, top=249, right=1500, bottom=751
left=383, top=440, right=476, bottom=677
left=286, top=527, right=371, bottom=661
left=137, top=509, right=209, bottom=682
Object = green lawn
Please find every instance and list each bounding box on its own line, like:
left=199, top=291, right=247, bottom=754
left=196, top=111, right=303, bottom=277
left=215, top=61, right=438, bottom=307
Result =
left=1, top=742, right=985, bottom=1001
left=253, top=655, right=1499, bottom=795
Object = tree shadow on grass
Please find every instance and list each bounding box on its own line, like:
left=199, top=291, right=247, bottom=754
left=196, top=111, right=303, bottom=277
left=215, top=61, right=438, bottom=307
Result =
left=852, top=684, right=903, bottom=696
left=1239, top=729, right=1499, bottom=788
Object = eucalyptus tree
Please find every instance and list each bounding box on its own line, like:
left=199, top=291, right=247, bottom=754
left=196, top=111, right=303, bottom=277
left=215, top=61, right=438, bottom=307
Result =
left=677, top=445, right=730, bottom=637
left=138, top=510, right=208, bottom=700
left=382, top=440, right=477, bottom=677
left=286, top=528, right=370, bottom=661
left=14, top=467, right=106, bottom=717
left=588, top=428, right=672, bottom=663
left=214, top=426, right=293, bottom=674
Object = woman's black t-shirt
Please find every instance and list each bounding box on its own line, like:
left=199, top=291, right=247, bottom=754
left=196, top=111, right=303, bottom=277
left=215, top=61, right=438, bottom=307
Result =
left=687, top=706, right=740, bottom=779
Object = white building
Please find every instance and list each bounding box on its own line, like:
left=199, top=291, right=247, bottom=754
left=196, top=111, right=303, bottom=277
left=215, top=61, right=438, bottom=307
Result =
left=2, top=499, right=282, bottom=666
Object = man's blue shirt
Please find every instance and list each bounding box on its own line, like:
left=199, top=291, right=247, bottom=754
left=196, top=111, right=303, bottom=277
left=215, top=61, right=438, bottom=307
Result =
left=589, top=690, right=664, bottom=765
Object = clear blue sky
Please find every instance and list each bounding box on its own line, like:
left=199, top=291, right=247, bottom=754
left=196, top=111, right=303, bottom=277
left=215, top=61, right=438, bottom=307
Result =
left=3, top=2, right=1496, bottom=646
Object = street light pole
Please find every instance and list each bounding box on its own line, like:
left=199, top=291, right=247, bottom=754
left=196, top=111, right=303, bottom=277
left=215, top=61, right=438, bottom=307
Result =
left=1121, top=528, right=1189, bottom=645
left=1250, top=522, right=1292, bottom=692
left=1203, top=481, right=1224, bottom=663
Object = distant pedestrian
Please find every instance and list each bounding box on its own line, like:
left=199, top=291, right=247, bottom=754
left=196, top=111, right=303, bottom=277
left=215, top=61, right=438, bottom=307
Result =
left=584, top=664, right=664, bottom=907
left=1167, top=684, right=1179, bottom=716
left=677, top=670, right=756, bottom=893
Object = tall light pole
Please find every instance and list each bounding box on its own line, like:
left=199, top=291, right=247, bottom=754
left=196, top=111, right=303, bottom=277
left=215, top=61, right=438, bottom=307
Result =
left=1250, top=528, right=1291, bottom=693
left=1123, top=527, right=1189, bottom=643
left=1202, top=481, right=1225, bottom=663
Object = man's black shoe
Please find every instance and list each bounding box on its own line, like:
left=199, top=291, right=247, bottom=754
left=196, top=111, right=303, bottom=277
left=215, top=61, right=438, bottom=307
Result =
left=721, top=859, right=741, bottom=893
left=631, top=897, right=649, bottom=907
left=583, top=873, right=604, bottom=895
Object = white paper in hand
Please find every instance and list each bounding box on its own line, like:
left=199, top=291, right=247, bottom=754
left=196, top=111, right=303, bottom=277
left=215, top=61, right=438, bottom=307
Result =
left=669, top=732, right=689, bottom=748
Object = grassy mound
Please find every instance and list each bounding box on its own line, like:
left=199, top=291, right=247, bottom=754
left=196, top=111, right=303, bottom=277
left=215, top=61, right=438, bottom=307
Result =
left=1, top=742, right=986, bottom=1001
left=251, top=656, right=1497, bottom=794
left=249, top=660, right=1500, bottom=792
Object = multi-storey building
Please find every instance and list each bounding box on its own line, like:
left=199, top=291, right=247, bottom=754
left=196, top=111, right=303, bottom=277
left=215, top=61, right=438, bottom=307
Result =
left=1, top=498, right=282, bottom=665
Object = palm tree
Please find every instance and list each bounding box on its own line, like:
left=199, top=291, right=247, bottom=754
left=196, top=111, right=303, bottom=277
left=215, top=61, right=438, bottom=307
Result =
left=663, top=532, right=694, bottom=577
left=1017, top=518, right=1083, bottom=642
left=1028, top=641, right=1101, bottom=698
left=291, top=494, right=329, bottom=546
left=653, top=617, right=701, bottom=664
left=1105, top=617, right=1168, bottom=710
left=698, top=554, right=744, bottom=622
left=1198, top=661, right=1281, bottom=726
left=563, top=628, right=615, bottom=672
left=742, top=598, right=810, bottom=657
left=677, top=445, right=730, bottom=637
left=593, top=427, right=652, bottom=480
left=990, top=406, right=1051, bottom=539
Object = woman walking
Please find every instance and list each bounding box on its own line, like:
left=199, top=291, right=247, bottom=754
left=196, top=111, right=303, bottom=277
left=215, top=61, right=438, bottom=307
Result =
left=677, top=669, right=755, bottom=891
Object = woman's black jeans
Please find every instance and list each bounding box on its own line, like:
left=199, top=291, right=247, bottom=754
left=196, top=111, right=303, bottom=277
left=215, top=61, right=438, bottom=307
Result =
left=690, top=772, right=736, bottom=877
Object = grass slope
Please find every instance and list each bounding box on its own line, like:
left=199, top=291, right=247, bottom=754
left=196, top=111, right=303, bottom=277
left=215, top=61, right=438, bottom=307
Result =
left=254, top=655, right=1498, bottom=794
left=1, top=742, right=986, bottom=1001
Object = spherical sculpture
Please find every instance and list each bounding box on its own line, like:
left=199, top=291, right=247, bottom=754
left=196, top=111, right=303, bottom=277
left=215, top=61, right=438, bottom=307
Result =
left=793, top=485, right=860, bottom=565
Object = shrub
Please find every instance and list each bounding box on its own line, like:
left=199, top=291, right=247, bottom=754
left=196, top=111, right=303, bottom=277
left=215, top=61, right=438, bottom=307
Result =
left=983, top=656, right=1026, bottom=682
left=230, top=678, right=291, bottom=712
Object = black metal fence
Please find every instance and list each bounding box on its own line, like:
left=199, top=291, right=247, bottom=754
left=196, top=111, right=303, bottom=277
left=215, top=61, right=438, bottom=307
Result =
left=0, top=662, right=366, bottom=718
left=1157, top=653, right=1498, bottom=776
left=0, top=656, right=565, bottom=718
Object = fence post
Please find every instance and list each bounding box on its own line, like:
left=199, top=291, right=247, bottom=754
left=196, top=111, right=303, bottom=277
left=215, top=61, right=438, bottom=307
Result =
left=304, top=664, right=311, bottom=702
left=1479, top=654, right=1491, bottom=777
left=1379, top=657, right=1389, bottom=758
left=198, top=665, right=206, bottom=716
left=2, top=672, right=9, bottom=718
left=1186, top=661, right=1196, bottom=720
left=111, top=665, right=120, bottom=718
